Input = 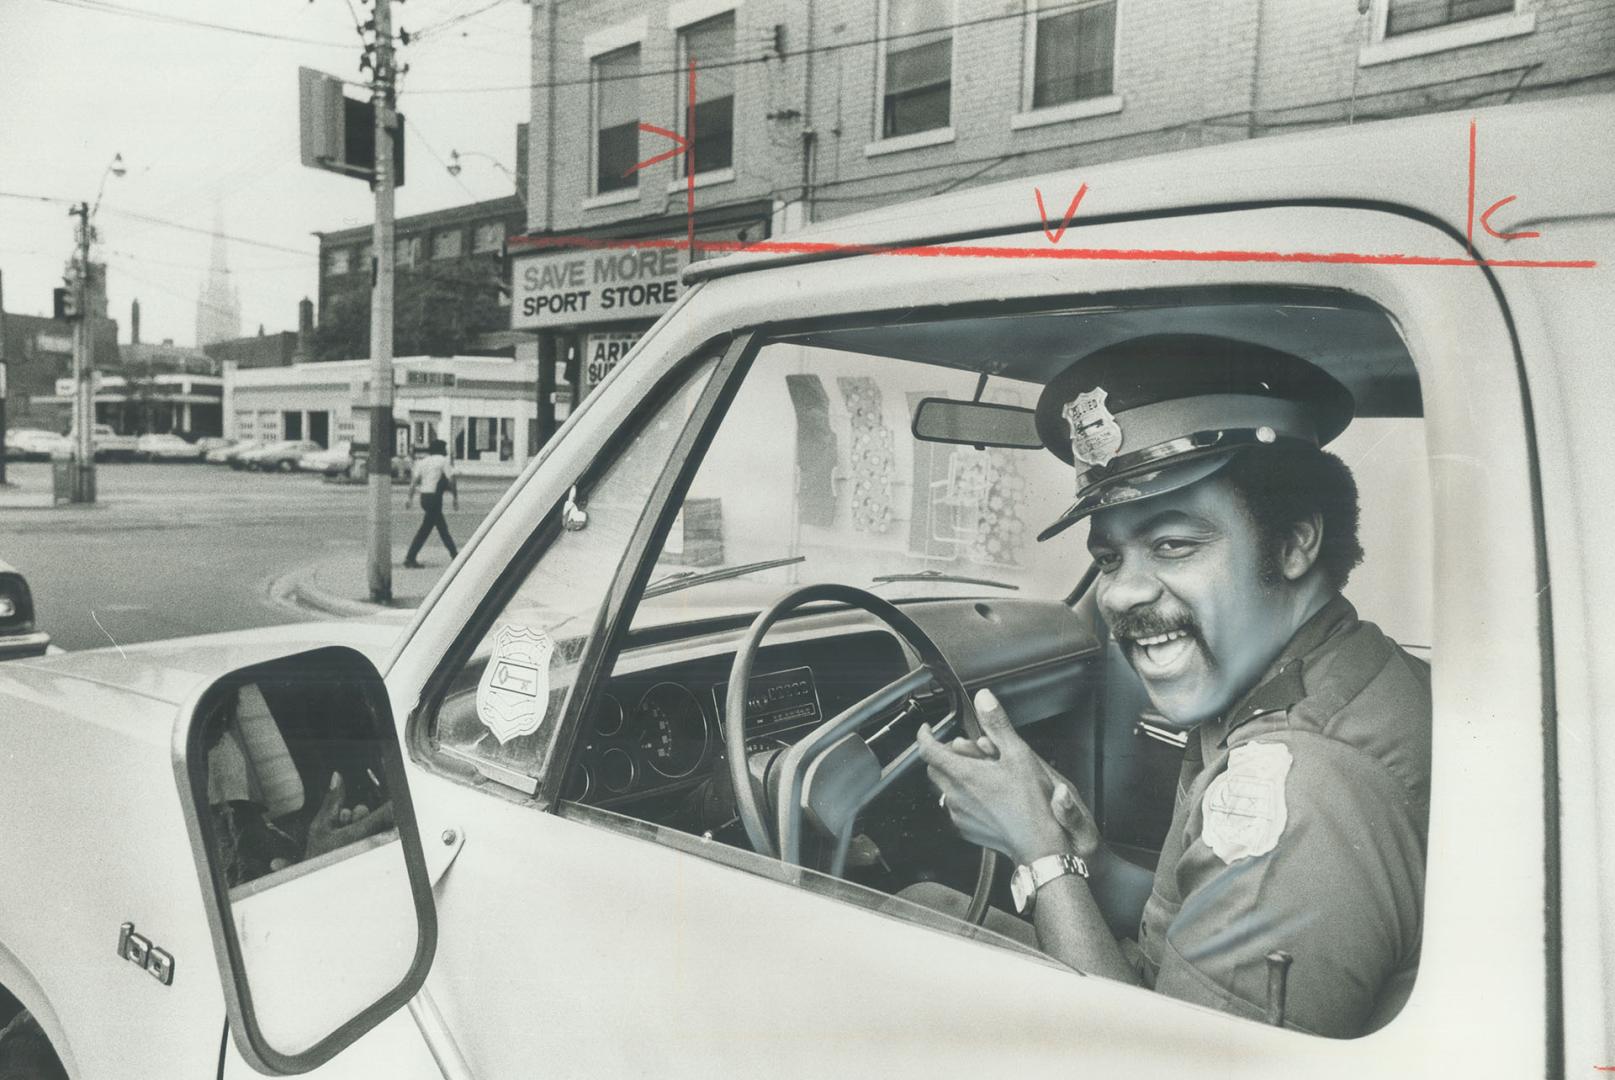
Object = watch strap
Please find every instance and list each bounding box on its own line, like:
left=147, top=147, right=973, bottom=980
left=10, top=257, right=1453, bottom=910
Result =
left=1029, top=852, right=1090, bottom=889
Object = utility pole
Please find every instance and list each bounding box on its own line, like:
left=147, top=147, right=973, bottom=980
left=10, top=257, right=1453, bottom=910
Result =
left=366, top=0, right=398, bottom=603
left=71, top=201, right=96, bottom=503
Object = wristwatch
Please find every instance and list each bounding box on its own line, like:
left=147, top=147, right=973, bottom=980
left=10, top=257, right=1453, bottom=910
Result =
left=1011, top=852, right=1090, bottom=915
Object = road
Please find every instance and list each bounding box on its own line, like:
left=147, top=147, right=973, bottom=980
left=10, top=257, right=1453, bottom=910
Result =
left=0, top=461, right=508, bottom=652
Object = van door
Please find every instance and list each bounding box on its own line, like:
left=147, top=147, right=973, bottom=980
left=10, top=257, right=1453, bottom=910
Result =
left=263, top=204, right=1550, bottom=1079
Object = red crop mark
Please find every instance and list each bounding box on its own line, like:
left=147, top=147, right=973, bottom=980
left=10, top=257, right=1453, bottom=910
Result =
left=1034, top=184, right=1088, bottom=244
left=507, top=233, right=1595, bottom=269
left=1480, top=195, right=1541, bottom=241
left=1468, top=117, right=1545, bottom=247
left=1466, top=118, right=1478, bottom=253
left=624, top=123, right=691, bottom=176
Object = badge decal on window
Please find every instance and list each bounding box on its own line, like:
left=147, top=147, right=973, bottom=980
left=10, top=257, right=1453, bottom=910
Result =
left=1062, top=387, right=1123, bottom=467
left=476, top=625, right=554, bottom=744
left=1200, top=740, right=1291, bottom=864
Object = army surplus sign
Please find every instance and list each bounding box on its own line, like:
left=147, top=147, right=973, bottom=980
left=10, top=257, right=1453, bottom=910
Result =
left=512, top=246, right=689, bottom=329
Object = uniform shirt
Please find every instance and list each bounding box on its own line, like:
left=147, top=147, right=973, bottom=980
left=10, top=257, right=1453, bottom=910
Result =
left=1132, top=595, right=1431, bottom=1037
left=413, top=453, right=454, bottom=496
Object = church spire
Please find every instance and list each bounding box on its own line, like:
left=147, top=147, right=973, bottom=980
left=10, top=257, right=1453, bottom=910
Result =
left=194, top=203, right=242, bottom=347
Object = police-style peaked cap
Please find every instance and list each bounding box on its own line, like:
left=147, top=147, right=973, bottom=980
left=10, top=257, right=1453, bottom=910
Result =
left=1034, top=334, right=1355, bottom=541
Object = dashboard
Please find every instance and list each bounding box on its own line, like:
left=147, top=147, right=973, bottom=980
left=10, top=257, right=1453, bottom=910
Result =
left=565, top=629, right=910, bottom=807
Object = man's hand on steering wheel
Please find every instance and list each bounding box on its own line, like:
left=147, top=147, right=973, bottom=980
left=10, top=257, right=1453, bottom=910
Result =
left=918, top=688, right=1097, bottom=866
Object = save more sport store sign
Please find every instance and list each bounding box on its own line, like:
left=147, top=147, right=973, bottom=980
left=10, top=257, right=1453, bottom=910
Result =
left=512, top=245, right=690, bottom=330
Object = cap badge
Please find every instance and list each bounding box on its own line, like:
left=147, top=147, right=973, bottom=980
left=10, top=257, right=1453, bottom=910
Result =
left=1062, top=387, right=1123, bottom=467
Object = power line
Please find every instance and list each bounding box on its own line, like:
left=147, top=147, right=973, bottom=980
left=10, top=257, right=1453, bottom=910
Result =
left=33, top=0, right=355, bottom=48
left=413, top=0, right=517, bottom=40
left=409, top=1, right=1099, bottom=94
left=0, top=194, right=316, bottom=258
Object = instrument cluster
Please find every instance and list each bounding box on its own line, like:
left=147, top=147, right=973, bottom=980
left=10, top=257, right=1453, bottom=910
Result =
left=564, top=682, right=712, bottom=803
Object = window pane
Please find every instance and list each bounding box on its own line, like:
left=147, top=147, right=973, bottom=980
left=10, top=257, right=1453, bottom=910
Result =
left=1033, top=1, right=1116, bottom=109
left=472, top=223, right=504, bottom=254
left=432, top=230, right=463, bottom=260
left=883, top=35, right=951, bottom=137
left=887, top=0, right=949, bottom=39
left=1386, top=0, right=1511, bottom=36
left=883, top=80, right=950, bottom=138
left=685, top=95, right=734, bottom=174
left=886, top=35, right=951, bottom=95
left=680, top=12, right=735, bottom=101
left=595, top=45, right=640, bottom=193
left=598, top=122, right=640, bottom=192
left=431, top=355, right=720, bottom=786
left=325, top=248, right=350, bottom=276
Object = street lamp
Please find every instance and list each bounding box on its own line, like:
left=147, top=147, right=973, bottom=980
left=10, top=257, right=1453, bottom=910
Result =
left=446, top=149, right=523, bottom=204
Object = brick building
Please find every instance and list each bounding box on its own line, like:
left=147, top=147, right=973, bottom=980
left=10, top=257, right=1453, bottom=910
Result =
left=314, top=192, right=528, bottom=363
left=514, top=0, right=1611, bottom=432
left=0, top=309, right=119, bottom=431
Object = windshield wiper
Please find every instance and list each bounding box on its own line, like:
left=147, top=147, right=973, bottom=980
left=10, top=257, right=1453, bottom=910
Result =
left=871, top=570, right=1019, bottom=591
left=643, top=555, right=806, bottom=599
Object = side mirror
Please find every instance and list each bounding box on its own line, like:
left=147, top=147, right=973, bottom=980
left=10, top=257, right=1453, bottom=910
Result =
left=910, top=397, right=1045, bottom=450
left=172, top=646, right=434, bottom=1075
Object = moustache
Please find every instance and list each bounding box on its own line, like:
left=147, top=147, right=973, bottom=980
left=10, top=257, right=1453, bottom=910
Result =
left=1106, top=606, right=1201, bottom=644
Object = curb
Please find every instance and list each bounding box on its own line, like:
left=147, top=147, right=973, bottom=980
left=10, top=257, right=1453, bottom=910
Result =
left=267, top=564, right=411, bottom=620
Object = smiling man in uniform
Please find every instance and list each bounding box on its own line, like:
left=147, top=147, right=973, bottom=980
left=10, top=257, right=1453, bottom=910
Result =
left=916, top=334, right=1431, bottom=1038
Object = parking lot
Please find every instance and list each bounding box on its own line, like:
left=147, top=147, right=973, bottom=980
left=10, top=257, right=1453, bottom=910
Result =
left=0, top=460, right=508, bottom=651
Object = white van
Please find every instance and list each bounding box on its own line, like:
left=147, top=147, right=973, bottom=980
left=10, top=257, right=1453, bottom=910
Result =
left=0, top=96, right=1609, bottom=1079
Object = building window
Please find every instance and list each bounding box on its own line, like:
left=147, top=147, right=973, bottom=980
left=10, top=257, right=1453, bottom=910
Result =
left=472, top=222, right=505, bottom=254
left=395, top=236, right=421, bottom=269
left=1027, top=0, right=1116, bottom=110
left=324, top=247, right=351, bottom=276
left=432, top=230, right=463, bottom=260
left=1386, top=0, right=1513, bottom=36
left=677, top=11, right=735, bottom=176
left=593, top=44, right=641, bottom=194
left=879, top=0, right=953, bottom=139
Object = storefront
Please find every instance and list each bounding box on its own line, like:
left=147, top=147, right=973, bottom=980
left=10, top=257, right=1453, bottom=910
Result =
left=226, top=355, right=539, bottom=477
left=37, top=371, right=225, bottom=437
left=511, top=200, right=775, bottom=442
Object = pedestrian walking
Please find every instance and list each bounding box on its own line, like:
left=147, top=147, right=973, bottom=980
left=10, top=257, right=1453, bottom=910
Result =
left=403, top=439, right=458, bottom=567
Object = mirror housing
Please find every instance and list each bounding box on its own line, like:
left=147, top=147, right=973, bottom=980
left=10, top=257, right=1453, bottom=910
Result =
left=910, top=397, right=1044, bottom=450
left=172, top=646, right=435, bottom=1075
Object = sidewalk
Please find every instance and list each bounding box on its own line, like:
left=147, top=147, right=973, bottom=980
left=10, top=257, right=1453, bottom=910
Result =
left=269, top=540, right=459, bottom=618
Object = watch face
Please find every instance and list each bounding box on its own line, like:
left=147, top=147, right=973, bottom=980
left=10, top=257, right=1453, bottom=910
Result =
left=1011, top=865, right=1033, bottom=914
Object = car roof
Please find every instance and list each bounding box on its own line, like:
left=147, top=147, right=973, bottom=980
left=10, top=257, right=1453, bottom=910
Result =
left=687, top=95, right=1612, bottom=283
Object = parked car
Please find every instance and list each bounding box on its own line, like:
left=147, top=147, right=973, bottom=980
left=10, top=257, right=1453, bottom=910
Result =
left=0, top=98, right=1609, bottom=1078
left=68, top=423, right=139, bottom=461
left=135, top=433, right=201, bottom=462
left=207, top=439, right=256, bottom=465
left=298, top=439, right=354, bottom=476
left=193, top=436, right=234, bottom=455
left=241, top=439, right=322, bottom=472
left=0, top=558, right=49, bottom=661
left=3, top=429, right=72, bottom=461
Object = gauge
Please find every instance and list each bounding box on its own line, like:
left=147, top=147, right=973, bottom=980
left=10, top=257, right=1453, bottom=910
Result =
left=598, top=748, right=635, bottom=794
left=562, top=760, right=593, bottom=802
left=636, top=682, right=710, bottom=779
left=592, top=693, right=625, bottom=737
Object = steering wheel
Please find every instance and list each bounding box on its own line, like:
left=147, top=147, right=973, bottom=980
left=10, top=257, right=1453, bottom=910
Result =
left=723, top=584, right=998, bottom=926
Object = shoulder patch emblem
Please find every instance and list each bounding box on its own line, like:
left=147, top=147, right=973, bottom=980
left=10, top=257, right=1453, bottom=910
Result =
left=1200, top=740, right=1292, bottom=864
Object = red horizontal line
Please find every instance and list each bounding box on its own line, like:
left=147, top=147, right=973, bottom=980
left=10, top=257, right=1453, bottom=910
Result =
left=508, top=233, right=1596, bottom=270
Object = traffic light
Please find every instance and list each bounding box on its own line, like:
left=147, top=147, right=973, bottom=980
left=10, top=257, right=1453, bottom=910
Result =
left=53, top=284, right=79, bottom=320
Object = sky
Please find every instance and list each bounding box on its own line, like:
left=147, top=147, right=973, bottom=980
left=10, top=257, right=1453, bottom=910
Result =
left=0, top=0, right=532, bottom=348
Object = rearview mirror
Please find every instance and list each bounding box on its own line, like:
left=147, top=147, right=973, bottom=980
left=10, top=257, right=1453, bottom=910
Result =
left=911, top=397, right=1044, bottom=450
left=172, top=646, right=434, bottom=1075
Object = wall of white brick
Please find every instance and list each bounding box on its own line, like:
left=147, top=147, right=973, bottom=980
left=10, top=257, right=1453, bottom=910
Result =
left=524, top=0, right=1613, bottom=235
